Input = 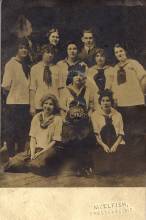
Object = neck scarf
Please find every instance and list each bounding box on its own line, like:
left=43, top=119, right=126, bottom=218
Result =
left=117, top=62, right=128, bottom=85
left=68, top=86, right=87, bottom=108
left=17, top=58, right=31, bottom=79
left=94, top=68, right=106, bottom=91
left=100, top=115, right=117, bottom=148
left=43, top=65, right=52, bottom=87
left=39, top=113, right=54, bottom=129
left=66, top=86, right=88, bottom=123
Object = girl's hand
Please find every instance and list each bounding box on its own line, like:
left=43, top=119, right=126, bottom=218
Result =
left=110, top=144, right=118, bottom=153
left=31, top=151, right=42, bottom=160
left=33, top=152, right=41, bottom=159
left=30, top=105, right=36, bottom=116
left=31, top=155, right=35, bottom=160
left=103, top=144, right=110, bottom=153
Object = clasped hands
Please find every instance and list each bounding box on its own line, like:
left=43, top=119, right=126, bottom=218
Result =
left=103, top=144, right=118, bottom=153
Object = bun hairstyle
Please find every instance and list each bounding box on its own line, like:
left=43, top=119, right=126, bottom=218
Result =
left=16, top=37, right=29, bottom=49
left=114, top=43, right=127, bottom=51
left=66, top=41, right=79, bottom=49
left=95, top=48, right=106, bottom=57
left=98, top=89, right=114, bottom=106
left=46, top=28, right=59, bottom=38
left=40, top=44, right=55, bottom=56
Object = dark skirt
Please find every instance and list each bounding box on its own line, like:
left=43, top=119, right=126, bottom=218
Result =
left=62, top=119, right=96, bottom=173
left=5, top=104, right=31, bottom=157
left=62, top=119, right=91, bottom=144
left=93, top=144, right=127, bottom=174
left=5, top=146, right=65, bottom=176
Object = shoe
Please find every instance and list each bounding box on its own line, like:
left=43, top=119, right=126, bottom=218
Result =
left=84, top=167, right=94, bottom=178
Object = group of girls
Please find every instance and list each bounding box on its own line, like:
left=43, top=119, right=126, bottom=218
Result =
left=2, top=28, right=146, bottom=177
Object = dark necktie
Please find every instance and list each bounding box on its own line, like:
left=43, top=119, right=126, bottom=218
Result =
left=94, top=69, right=106, bottom=91
left=88, top=48, right=91, bottom=54
left=100, top=115, right=117, bottom=147
left=43, top=65, right=52, bottom=87
left=17, top=58, right=31, bottom=79
left=117, top=66, right=126, bottom=85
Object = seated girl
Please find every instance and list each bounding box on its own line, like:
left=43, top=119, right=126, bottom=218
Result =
left=5, top=94, right=63, bottom=175
left=91, top=89, right=125, bottom=174
left=29, top=94, right=63, bottom=172
left=60, top=69, right=98, bottom=177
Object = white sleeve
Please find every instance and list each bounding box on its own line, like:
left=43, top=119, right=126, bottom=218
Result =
left=117, top=113, right=125, bottom=136
left=52, top=117, right=63, bottom=142
left=2, top=63, right=13, bottom=90
left=131, top=60, right=146, bottom=81
left=29, top=115, right=38, bottom=137
left=91, top=112, right=100, bottom=135
left=30, top=66, right=37, bottom=91
left=105, top=67, right=114, bottom=90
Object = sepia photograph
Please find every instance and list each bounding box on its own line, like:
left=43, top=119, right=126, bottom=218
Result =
left=0, top=0, right=146, bottom=188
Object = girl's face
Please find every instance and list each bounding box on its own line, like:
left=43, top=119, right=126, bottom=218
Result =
left=17, top=45, right=28, bottom=59
left=95, top=53, right=106, bottom=67
left=114, top=47, right=127, bottom=62
left=49, top=31, right=60, bottom=46
left=100, top=96, right=112, bottom=112
left=42, top=52, right=54, bottom=64
left=67, top=44, right=78, bottom=59
left=43, top=99, right=54, bottom=115
left=73, top=74, right=86, bottom=86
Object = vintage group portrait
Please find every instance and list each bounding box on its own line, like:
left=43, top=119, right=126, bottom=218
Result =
left=0, top=0, right=146, bottom=189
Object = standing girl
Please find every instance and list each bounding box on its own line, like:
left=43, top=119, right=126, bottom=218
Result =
left=30, top=45, right=60, bottom=116
left=57, top=41, right=88, bottom=97
left=87, top=48, right=114, bottom=93
left=2, top=38, right=31, bottom=158
left=111, top=43, right=146, bottom=141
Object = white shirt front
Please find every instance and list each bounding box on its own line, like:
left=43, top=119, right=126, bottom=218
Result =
left=30, top=61, right=60, bottom=109
left=29, top=113, right=63, bottom=149
left=111, top=59, right=146, bottom=107
left=91, top=107, right=125, bottom=144
left=2, top=57, right=30, bottom=104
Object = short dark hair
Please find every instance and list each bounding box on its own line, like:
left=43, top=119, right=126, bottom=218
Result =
left=114, top=43, right=127, bottom=51
left=40, top=93, right=60, bottom=114
left=46, top=28, right=59, bottom=38
left=98, top=89, right=114, bottom=106
left=16, top=37, right=29, bottom=50
left=66, top=41, right=79, bottom=49
left=40, top=44, right=55, bottom=56
left=95, top=48, right=106, bottom=57
left=82, top=29, right=94, bottom=37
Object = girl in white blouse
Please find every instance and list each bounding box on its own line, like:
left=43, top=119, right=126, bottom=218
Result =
left=91, top=89, right=125, bottom=174
left=87, top=48, right=114, bottom=94
left=111, top=43, right=146, bottom=142
left=29, top=94, right=63, bottom=161
left=112, top=44, right=146, bottom=107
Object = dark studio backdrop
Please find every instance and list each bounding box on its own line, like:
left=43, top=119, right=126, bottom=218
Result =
left=1, top=0, right=146, bottom=144
left=2, top=0, right=146, bottom=68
